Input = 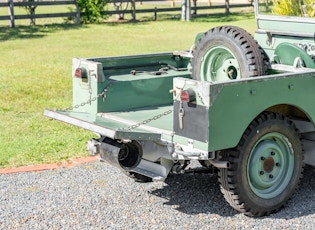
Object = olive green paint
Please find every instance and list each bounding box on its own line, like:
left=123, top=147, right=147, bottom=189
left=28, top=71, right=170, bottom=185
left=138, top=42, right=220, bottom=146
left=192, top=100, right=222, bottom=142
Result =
left=208, top=72, right=315, bottom=151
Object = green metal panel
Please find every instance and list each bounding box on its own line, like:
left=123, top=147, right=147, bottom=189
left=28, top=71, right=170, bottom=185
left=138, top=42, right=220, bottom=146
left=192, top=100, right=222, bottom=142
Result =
left=256, top=16, right=315, bottom=36
left=207, top=71, right=315, bottom=151
left=274, top=43, right=315, bottom=68
left=72, top=53, right=191, bottom=114
left=254, top=32, right=315, bottom=63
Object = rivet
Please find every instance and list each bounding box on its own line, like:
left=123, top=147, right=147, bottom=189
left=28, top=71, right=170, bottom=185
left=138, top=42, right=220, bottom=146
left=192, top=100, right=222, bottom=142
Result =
left=288, top=83, right=294, bottom=90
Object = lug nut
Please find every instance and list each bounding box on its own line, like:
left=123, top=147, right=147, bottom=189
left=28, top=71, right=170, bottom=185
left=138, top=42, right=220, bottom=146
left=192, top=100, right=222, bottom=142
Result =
left=259, top=171, right=264, bottom=175
left=276, top=163, right=280, bottom=167
left=269, top=174, right=274, bottom=179
left=271, top=151, right=275, bottom=156
left=260, top=157, right=265, bottom=161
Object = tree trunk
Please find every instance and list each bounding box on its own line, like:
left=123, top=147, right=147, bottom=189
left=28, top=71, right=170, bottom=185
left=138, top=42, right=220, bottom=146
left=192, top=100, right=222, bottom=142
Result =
left=29, top=6, right=36, bottom=26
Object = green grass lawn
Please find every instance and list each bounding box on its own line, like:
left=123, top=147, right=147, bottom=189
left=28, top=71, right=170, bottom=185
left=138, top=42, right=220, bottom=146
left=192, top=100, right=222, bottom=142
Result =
left=0, top=8, right=256, bottom=168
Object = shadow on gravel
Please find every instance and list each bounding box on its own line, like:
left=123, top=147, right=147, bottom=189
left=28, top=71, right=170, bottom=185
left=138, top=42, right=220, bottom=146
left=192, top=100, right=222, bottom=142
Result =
left=149, top=169, right=238, bottom=217
left=270, top=165, right=315, bottom=219
left=149, top=165, right=315, bottom=218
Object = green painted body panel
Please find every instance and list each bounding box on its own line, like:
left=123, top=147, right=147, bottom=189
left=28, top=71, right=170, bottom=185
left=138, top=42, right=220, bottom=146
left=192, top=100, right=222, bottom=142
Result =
left=254, top=32, right=315, bottom=66
left=72, top=53, right=191, bottom=114
left=207, top=72, right=315, bottom=151
left=256, top=16, right=315, bottom=35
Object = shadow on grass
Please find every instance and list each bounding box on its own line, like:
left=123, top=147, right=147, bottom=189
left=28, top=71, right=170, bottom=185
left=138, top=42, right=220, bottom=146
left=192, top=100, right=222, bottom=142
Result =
left=0, top=12, right=254, bottom=40
left=0, top=23, right=85, bottom=41
left=103, top=12, right=254, bottom=25
left=191, top=12, right=255, bottom=23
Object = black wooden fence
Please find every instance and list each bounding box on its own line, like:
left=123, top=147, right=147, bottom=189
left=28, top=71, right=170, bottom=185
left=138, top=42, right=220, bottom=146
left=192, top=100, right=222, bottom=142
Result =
left=104, top=0, right=254, bottom=21
left=106, top=0, right=253, bottom=21
left=0, top=0, right=80, bottom=27
left=0, top=0, right=253, bottom=28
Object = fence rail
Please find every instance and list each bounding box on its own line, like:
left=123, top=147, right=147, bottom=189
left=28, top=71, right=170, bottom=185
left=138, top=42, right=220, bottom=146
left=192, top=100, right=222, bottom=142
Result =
left=0, top=0, right=252, bottom=27
left=0, top=0, right=79, bottom=27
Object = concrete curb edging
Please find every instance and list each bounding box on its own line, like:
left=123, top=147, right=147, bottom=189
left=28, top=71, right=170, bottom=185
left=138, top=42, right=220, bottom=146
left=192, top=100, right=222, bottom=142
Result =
left=0, top=155, right=99, bottom=174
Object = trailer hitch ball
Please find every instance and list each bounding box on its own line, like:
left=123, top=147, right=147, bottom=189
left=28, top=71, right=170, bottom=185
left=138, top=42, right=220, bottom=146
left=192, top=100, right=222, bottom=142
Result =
left=98, top=138, right=143, bottom=171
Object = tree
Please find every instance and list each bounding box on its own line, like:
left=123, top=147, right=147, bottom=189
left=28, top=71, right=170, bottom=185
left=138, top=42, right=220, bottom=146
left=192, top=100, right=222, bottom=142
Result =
left=22, top=0, right=38, bottom=26
left=272, top=0, right=315, bottom=17
left=76, top=0, right=108, bottom=24
left=112, top=0, right=129, bottom=20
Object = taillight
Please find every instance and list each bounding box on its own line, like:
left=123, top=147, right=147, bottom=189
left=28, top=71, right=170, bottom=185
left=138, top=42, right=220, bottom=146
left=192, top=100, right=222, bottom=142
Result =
left=180, top=88, right=196, bottom=103
left=75, top=68, right=88, bottom=79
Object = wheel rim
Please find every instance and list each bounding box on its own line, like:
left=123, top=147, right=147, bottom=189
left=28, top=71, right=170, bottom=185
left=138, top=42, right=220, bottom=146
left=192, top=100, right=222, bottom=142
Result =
left=247, top=132, right=295, bottom=199
left=200, top=46, right=241, bottom=82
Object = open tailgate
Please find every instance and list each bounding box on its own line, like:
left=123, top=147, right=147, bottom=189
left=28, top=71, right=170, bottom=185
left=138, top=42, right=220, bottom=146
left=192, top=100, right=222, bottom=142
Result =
left=44, top=109, right=163, bottom=141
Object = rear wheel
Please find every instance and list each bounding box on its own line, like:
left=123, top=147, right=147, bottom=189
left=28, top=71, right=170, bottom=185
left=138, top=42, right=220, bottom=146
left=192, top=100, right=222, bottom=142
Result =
left=218, top=112, right=304, bottom=216
left=191, top=26, right=268, bottom=82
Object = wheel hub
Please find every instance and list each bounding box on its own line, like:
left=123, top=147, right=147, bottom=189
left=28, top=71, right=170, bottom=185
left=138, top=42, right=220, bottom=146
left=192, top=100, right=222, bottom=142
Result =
left=201, top=46, right=240, bottom=82
left=263, top=157, right=275, bottom=173
left=247, top=132, right=295, bottom=199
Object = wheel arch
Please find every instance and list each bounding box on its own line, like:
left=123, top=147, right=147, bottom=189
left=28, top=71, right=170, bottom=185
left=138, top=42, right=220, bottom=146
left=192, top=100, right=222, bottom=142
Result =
left=229, top=103, right=314, bottom=150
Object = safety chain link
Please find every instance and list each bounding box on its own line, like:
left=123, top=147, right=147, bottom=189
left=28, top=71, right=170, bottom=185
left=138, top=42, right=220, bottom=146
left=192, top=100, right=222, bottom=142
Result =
left=63, top=83, right=112, bottom=111
left=61, top=81, right=172, bottom=132
left=125, top=109, right=173, bottom=131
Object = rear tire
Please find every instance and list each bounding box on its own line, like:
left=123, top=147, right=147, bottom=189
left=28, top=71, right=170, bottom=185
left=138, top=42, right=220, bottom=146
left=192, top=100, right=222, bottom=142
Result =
left=191, top=26, right=268, bottom=82
left=218, top=112, right=304, bottom=216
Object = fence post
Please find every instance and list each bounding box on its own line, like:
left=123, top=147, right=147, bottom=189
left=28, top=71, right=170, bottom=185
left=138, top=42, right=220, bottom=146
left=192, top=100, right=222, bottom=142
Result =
left=181, top=0, right=186, bottom=21
left=186, top=0, right=191, bottom=21
left=153, top=7, right=157, bottom=21
left=225, top=0, right=230, bottom=14
left=131, top=0, right=136, bottom=21
left=74, top=0, right=80, bottom=24
left=8, top=0, right=15, bottom=28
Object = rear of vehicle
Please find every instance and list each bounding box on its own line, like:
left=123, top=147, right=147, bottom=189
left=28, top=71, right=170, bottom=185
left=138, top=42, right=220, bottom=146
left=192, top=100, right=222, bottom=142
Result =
left=45, top=0, right=315, bottom=217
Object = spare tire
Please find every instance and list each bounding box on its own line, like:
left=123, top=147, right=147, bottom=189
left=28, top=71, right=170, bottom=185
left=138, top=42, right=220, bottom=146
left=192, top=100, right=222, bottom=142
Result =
left=191, top=26, right=268, bottom=82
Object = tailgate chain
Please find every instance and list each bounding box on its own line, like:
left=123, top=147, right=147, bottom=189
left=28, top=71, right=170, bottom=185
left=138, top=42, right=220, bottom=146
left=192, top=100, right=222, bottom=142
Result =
left=125, top=109, right=173, bottom=131
left=61, top=82, right=173, bottom=132
left=62, top=83, right=113, bottom=111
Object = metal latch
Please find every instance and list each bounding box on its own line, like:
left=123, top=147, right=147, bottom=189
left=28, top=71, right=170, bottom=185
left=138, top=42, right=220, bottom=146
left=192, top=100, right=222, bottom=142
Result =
left=178, top=102, right=185, bottom=129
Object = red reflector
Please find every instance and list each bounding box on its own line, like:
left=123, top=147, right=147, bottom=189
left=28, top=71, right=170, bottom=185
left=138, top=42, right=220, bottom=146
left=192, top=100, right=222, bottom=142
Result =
left=75, top=68, right=88, bottom=79
left=75, top=68, right=82, bottom=78
left=180, top=90, right=190, bottom=102
left=180, top=88, right=196, bottom=103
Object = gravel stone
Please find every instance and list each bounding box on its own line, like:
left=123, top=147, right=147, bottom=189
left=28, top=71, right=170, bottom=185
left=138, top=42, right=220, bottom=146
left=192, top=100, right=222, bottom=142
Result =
left=0, top=161, right=314, bottom=229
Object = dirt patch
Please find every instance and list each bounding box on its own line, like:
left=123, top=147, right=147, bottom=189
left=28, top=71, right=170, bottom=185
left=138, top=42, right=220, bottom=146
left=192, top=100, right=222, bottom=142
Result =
left=0, top=155, right=99, bottom=174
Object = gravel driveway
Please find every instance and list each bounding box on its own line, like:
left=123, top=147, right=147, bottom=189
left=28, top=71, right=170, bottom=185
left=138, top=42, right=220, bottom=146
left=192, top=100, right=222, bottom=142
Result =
left=1, top=161, right=314, bottom=229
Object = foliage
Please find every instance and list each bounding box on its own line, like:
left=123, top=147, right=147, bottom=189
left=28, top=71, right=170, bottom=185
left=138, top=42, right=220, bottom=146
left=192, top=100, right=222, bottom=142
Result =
left=272, top=0, right=315, bottom=17
left=21, top=0, right=38, bottom=25
left=76, top=0, right=108, bottom=23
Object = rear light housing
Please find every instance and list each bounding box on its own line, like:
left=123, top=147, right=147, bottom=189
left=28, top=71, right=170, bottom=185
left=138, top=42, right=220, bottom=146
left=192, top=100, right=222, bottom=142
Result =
left=180, top=88, right=196, bottom=103
left=75, top=68, right=88, bottom=82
